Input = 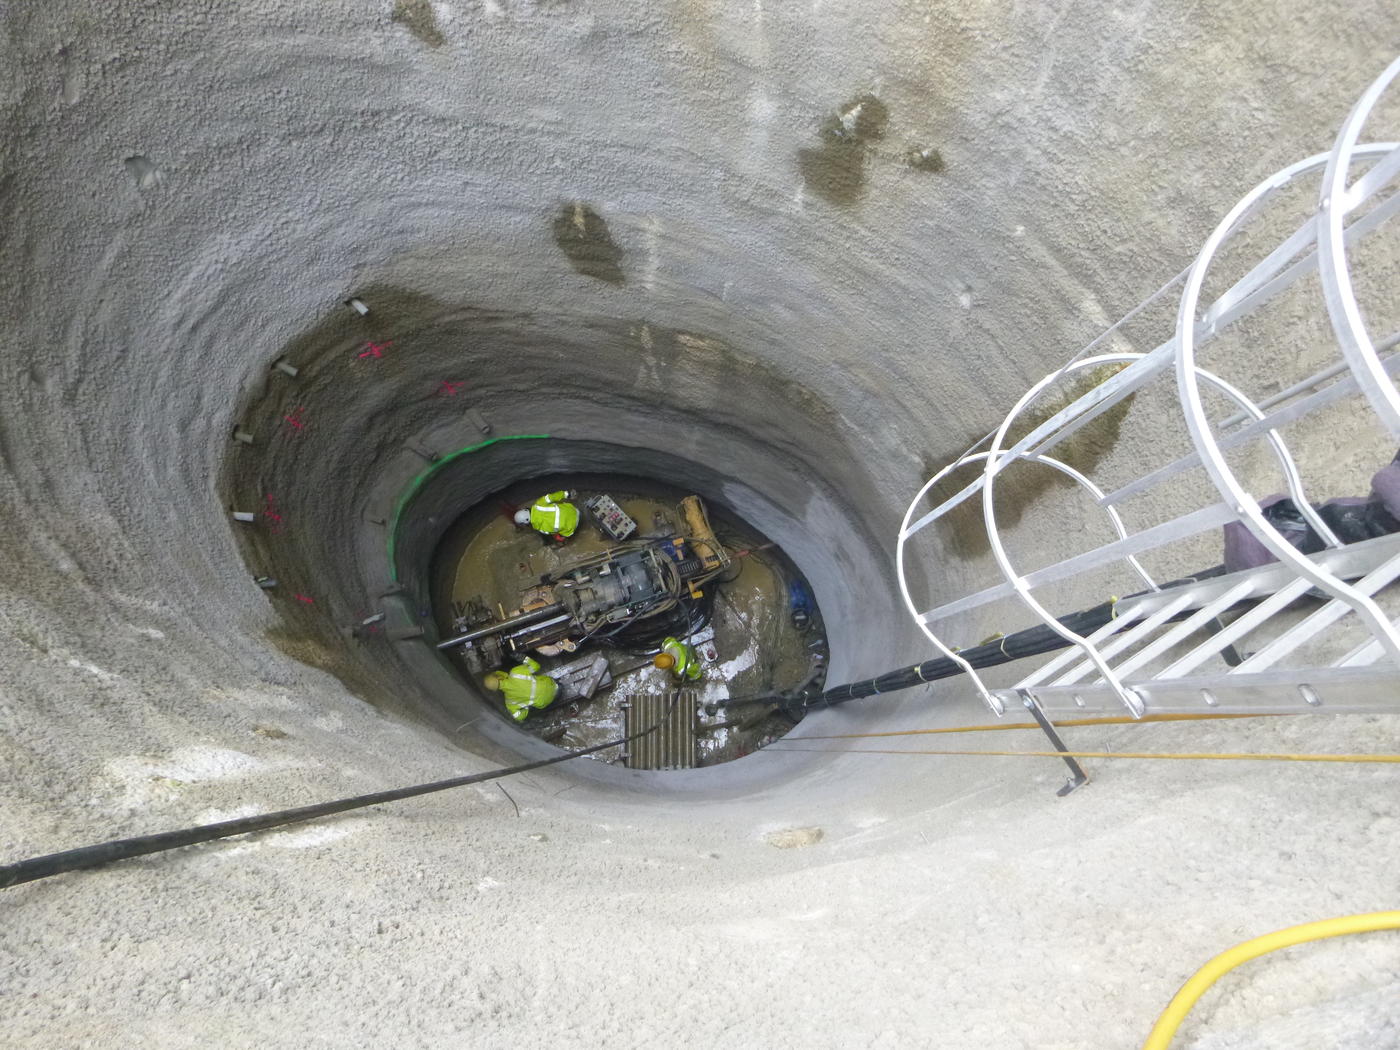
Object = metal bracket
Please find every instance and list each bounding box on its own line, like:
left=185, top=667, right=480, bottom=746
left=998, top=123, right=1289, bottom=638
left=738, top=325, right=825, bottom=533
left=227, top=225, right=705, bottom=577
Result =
left=1019, top=690, right=1088, bottom=797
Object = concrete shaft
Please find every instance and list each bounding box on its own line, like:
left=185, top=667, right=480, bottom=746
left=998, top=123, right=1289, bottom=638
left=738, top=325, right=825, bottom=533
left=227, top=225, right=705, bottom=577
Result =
left=3, top=3, right=1399, bottom=1047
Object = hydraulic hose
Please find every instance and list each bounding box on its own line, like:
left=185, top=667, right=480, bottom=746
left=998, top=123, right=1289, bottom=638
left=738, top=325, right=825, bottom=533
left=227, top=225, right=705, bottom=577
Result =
left=1142, top=911, right=1400, bottom=1049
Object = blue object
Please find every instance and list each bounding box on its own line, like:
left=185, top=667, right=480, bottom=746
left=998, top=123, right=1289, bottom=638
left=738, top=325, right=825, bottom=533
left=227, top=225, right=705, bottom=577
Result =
left=789, top=579, right=815, bottom=618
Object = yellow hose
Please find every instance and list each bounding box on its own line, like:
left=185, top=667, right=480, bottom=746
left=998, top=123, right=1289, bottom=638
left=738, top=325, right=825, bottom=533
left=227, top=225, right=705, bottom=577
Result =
left=792, top=712, right=1274, bottom=741
left=1142, top=911, right=1400, bottom=1049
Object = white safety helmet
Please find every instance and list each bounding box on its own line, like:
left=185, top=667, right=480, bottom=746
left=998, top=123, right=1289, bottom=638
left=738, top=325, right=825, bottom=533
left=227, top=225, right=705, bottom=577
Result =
left=513, top=509, right=531, bottom=526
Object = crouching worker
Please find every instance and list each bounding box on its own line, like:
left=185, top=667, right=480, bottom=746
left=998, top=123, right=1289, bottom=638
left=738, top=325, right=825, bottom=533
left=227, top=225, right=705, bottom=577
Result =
left=513, top=490, right=580, bottom=540
left=483, top=656, right=559, bottom=722
left=653, top=636, right=703, bottom=682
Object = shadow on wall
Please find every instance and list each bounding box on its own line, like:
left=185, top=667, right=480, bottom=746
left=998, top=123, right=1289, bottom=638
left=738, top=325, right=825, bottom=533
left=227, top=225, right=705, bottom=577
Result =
left=798, top=93, right=891, bottom=206
left=552, top=202, right=626, bottom=285
left=392, top=0, right=446, bottom=48
left=798, top=93, right=949, bottom=206
left=922, top=364, right=1137, bottom=559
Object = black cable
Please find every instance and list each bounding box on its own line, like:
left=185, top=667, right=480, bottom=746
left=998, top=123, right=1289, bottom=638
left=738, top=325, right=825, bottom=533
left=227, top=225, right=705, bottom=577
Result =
left=23, top=572, right=1234, bottom=889
left=710, top=568, right=1234, bottom=717
left=1, top=703, right=677, bottom=891
left=793, top=570, right=1234, bottom=714
left=603, top=593, right=713, bottom=653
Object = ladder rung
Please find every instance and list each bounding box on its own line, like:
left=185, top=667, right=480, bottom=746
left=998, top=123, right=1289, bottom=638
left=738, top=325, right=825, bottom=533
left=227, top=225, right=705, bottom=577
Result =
left=1014, top=604, right=1147, bottom=690
left=1231, top=549, right=1400, bottom=673
left=1052, top=593, right=1196, bottom=687
left=1112, top=580, right=1258, bottom=679
left=1156, top=576, right=1314, bottom=679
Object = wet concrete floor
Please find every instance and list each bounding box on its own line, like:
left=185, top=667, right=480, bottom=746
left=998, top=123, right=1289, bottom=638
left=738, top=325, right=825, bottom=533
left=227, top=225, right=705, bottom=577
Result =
left=430, top=474, right=825, bottom=765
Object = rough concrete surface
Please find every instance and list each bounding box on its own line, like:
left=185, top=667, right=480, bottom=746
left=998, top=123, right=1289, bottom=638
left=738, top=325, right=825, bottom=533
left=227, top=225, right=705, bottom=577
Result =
left=2, top=2, right=1400, bottom=1047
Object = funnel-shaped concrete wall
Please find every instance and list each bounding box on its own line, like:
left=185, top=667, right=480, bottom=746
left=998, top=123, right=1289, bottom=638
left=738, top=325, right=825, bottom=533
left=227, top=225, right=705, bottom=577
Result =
left=4, top=4, right=1399, bottom=1046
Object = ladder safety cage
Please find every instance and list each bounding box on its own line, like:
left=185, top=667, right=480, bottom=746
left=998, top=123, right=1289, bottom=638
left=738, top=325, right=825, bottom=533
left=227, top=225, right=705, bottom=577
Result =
left=897, top=55, right=1400, bottom=721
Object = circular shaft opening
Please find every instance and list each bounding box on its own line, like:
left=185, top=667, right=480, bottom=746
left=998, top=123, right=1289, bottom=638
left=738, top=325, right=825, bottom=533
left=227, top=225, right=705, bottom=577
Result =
left=430, top=473, right=825, bottom=767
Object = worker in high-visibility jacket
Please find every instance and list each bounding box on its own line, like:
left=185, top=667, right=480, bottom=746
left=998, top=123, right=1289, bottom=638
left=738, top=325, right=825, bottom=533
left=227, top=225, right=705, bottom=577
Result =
left=483, top=657, right=559, bottom=722
left=513, top=490, right=580, bottom=539
left=653, top=636, right=703, bottom=681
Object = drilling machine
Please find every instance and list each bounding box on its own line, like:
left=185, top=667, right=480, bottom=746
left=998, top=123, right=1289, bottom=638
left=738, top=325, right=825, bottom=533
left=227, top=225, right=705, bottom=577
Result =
left=437, top=495, right=730, bottom=671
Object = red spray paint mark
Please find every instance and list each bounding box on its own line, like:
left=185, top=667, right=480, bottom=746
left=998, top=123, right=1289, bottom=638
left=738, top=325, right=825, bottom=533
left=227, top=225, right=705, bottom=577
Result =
left=437, top=380, right=465, bottom=397
left=283, top=406, right=308, bottom=433
left=293, top=593, right=315, bottom=604
left=359, top=340, right=392, bottom=360
left=263, top=494, right=286, bottom=535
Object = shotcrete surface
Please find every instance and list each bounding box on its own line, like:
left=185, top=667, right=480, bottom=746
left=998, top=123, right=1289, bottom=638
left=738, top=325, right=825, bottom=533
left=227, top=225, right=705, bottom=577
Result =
left=3, top=2, right=1400, bottom=1048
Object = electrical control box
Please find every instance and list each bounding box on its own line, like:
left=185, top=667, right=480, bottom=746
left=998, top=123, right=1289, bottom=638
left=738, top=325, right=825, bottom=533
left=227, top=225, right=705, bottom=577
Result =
left=584, top=494, right=637, bottom=541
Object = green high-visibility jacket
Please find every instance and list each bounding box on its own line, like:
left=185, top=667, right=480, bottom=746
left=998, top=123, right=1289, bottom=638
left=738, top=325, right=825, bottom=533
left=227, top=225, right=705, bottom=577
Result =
left=529, top=492, right=579, bottom=538
left=501, top=657, right=559, bottom=721
left=661, top=636, right=703, bottom=681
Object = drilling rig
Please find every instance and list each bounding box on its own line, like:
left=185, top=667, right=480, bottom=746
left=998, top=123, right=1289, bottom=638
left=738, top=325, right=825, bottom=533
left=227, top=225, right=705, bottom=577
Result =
left=437, top=495, right=731, bottom=671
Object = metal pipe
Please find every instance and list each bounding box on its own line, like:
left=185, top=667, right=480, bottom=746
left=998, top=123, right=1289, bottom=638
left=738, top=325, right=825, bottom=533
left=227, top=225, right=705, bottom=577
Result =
left=435, top=603, right=567, bottom=649
left=505, top=614, right=574, bottom=650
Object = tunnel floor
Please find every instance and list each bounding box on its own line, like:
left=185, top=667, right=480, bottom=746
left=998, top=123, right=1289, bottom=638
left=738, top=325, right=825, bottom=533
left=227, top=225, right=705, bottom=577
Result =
left=429, top=474, right=825, bottom=765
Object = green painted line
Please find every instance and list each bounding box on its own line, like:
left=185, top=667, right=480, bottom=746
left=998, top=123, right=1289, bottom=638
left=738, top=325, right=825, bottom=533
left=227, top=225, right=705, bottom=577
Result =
left=386, top=434, right=550, bottom=582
